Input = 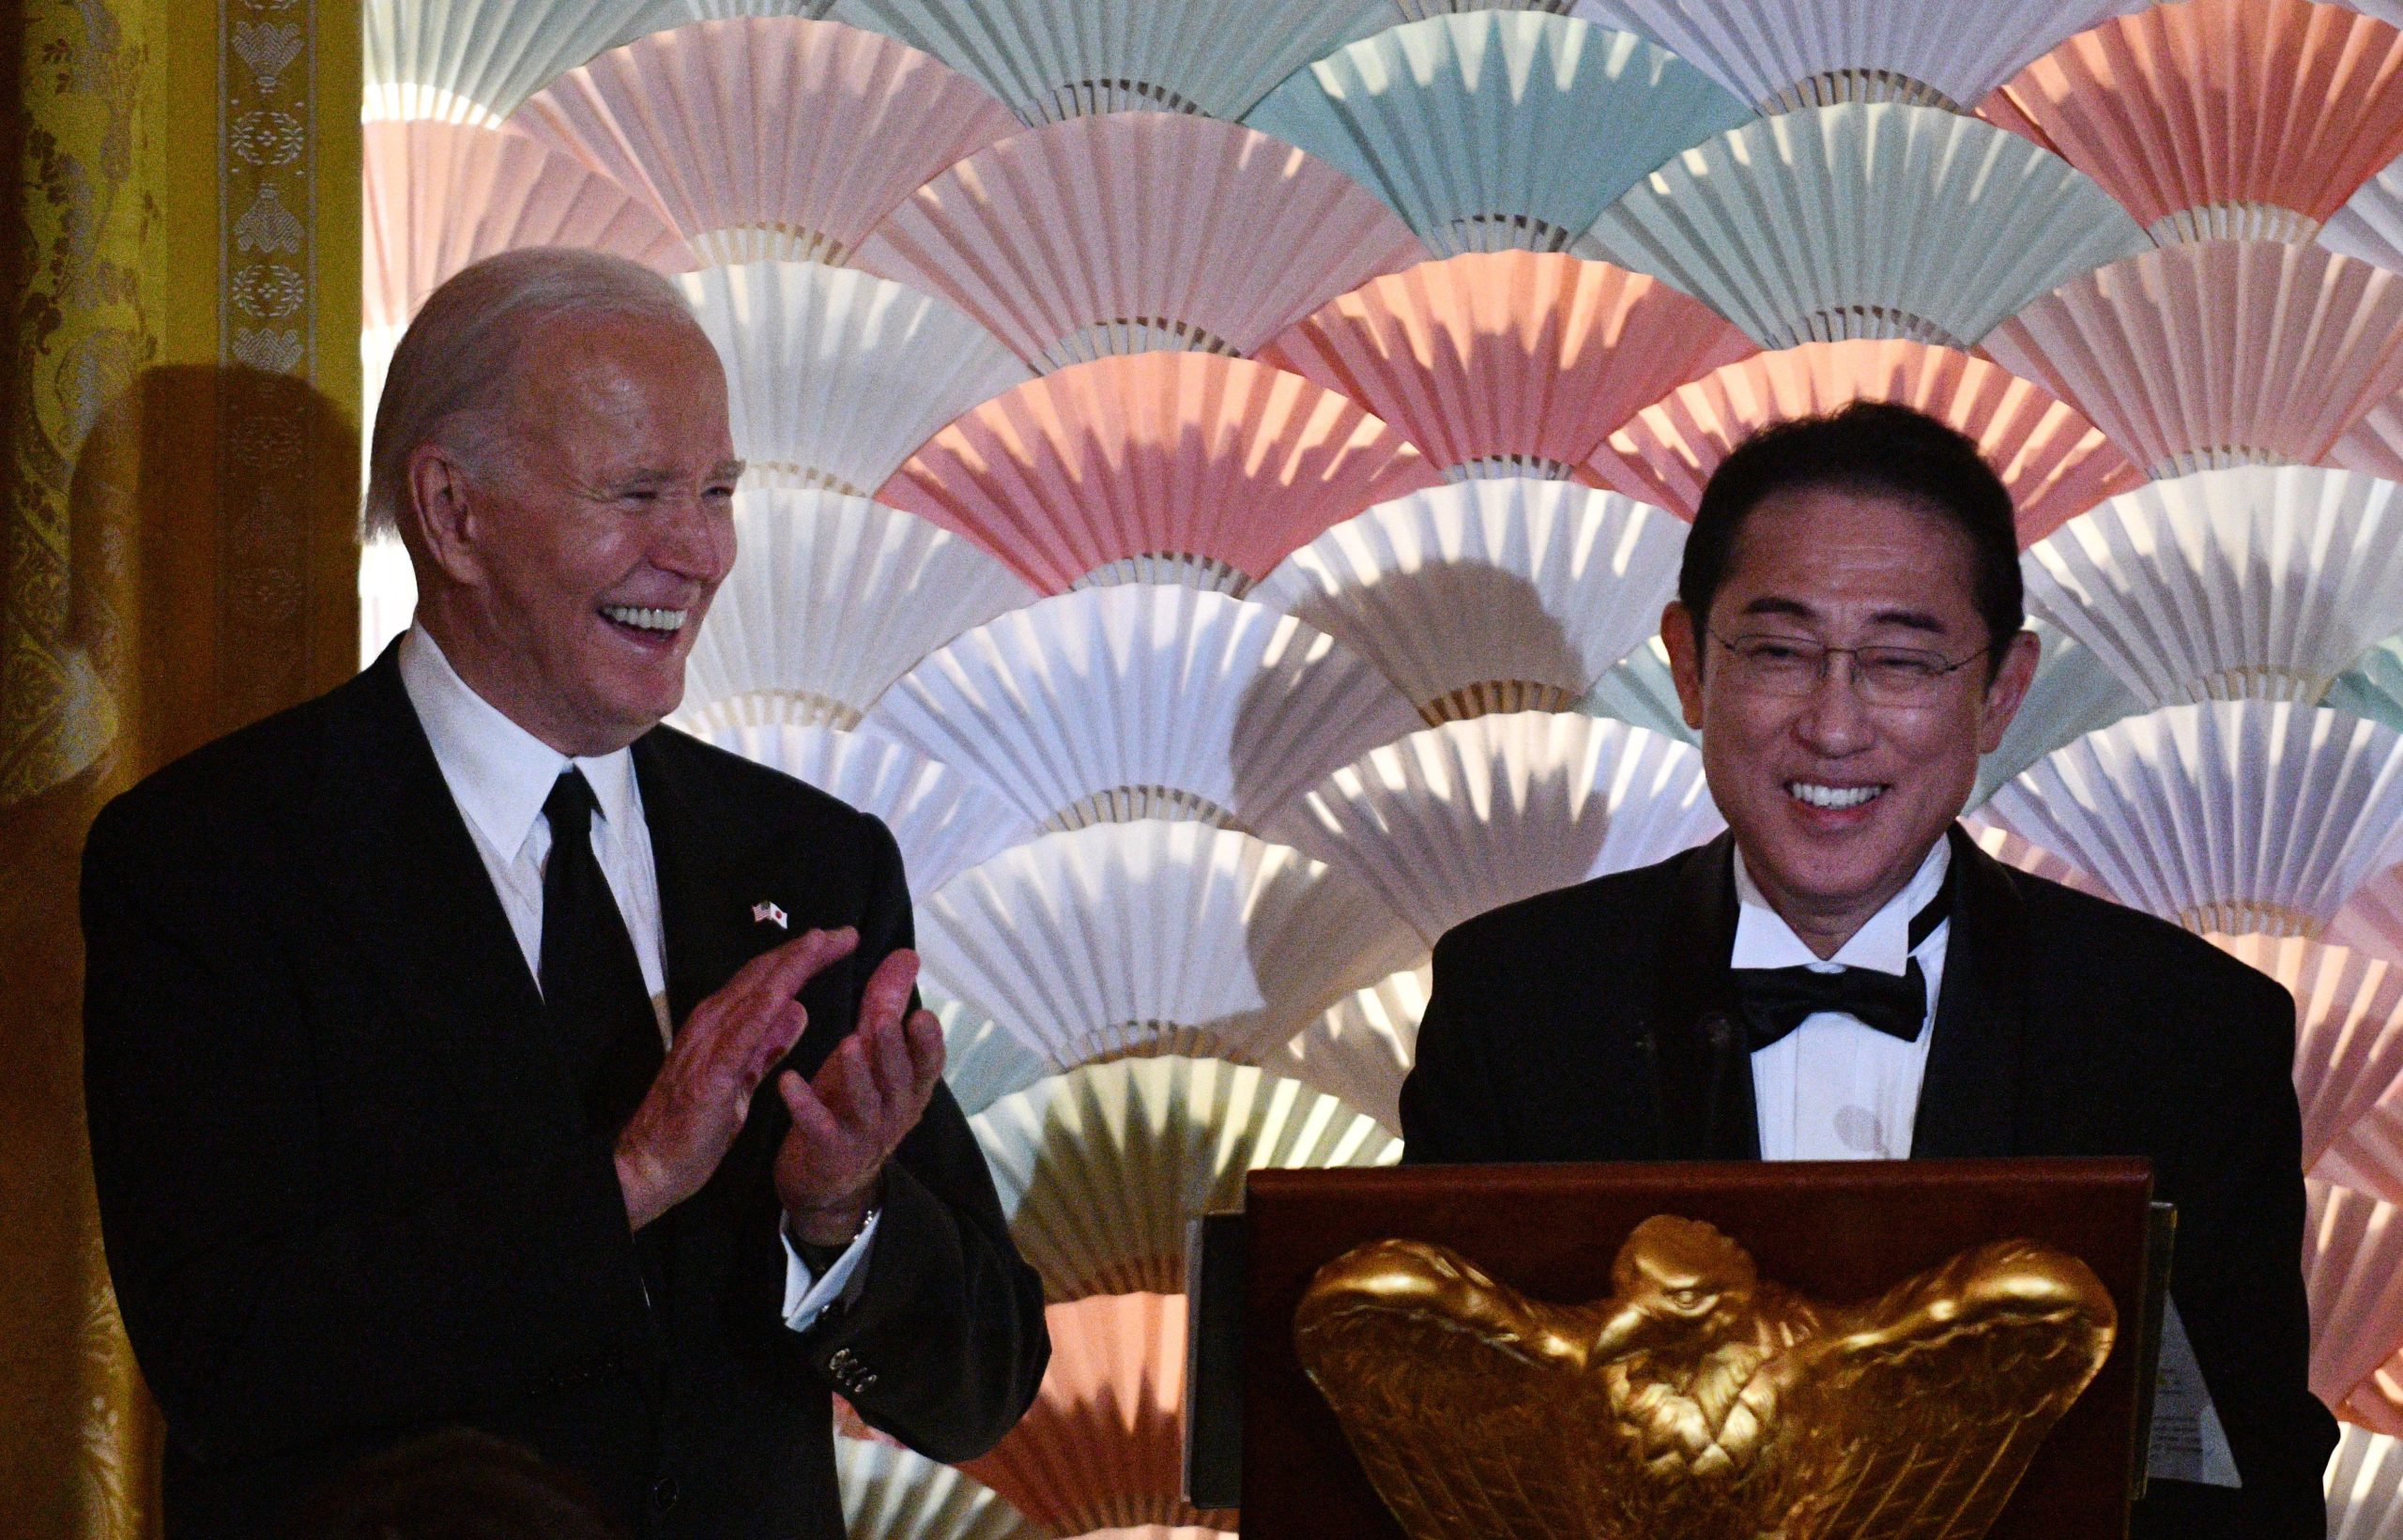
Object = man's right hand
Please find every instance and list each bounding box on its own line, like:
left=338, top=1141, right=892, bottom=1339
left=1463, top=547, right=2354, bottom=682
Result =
left=613, top=926, right=859, bottom=1232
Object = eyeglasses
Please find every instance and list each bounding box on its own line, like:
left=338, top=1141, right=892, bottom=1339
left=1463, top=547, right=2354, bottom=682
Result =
left=1707, top=629, right=1990, bottom=708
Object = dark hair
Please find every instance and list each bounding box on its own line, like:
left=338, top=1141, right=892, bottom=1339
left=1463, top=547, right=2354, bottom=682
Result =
left=280, top=1428, right=626, bottom=1540
left=1678, top=401, right=2024, bottom=675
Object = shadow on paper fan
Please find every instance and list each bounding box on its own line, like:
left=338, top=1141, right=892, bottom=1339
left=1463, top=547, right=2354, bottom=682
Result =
left=1586, top=103, right=2150, bottom=350
left=1978, top=0, right=2403, bottom=246
left=834, top=1437, right=1049, bottom=1540
left=1254, top=479, right=1685, bottom=724
left=365, top=0, right=666, bottom=124
left=2329, top=638, right=2403, bottom=736
left=2326, top=1424, right=2403, bottom=1539
left=2323, top=1088, right=2403, bottom=1210
left=1579, top=635, right=1698, bottom=747
left=2206, top=934, right=2403, bottom=1170
left=918, top=980, right=1050, bottom=1120
left=1246, top=12, right=1751, bottom=256
left=855, top=113, right=1431, bottom=370
left=1273, top=962, right=1432, bottom=1135
left=1258, top=251, right=1756, bottom=483
left=1985, top=242, right=2403, bottom=480
left=508, top=17, right=1018, bottom=265
left=2327, top=149, right=2403, bottom=274
left=1970, top=619, right=2140, bottom=812
left=2307, top=1179, right=2403, bottom=1415
left=971, top=1058, right=1400, bottom=1301
left=958, top=1293, right=1235, bottom=1537
left=1960, top=821, right=2111, bottom=901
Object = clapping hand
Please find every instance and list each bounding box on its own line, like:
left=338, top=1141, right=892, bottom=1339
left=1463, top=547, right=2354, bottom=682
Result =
left=773, top=947, right=946, bottom=1246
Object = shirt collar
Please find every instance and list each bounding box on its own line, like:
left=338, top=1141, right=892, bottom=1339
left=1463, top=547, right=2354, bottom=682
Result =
left=397, top=626, right=641, bottom=861
left=1730, top=835, right=1951, bottom=975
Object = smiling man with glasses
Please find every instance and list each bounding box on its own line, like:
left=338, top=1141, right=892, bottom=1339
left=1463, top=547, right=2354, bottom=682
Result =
left=1400, top=403, right=2334, bottom=1537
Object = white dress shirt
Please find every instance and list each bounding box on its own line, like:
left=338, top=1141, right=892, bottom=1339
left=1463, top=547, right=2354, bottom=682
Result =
left=1734, top=837, right=1951, bottom=1161
left=398, top=627, right=874, bottom=1331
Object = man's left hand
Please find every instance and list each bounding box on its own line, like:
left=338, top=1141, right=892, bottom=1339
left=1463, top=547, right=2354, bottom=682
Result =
left=774, top=947, right=946, bottom=1247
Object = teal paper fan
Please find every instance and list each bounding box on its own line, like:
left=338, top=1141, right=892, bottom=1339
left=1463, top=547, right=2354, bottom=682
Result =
left=366, top=0, right=661, bottom=123
left=1586, top=102, right=2148, bottom=348
left=828, top=0, right=1395, bottom=122
left=1244, top=11, right=1753, bottom=256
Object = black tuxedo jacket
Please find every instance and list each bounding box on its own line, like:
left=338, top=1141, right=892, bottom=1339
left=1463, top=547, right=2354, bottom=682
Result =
left=82, top=649, right=1049, bottom=1538
left=1400, top=827, right=2337, bottom=1538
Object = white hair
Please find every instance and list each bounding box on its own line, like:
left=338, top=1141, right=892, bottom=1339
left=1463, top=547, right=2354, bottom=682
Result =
left=361, top=246, right=700, bottom=538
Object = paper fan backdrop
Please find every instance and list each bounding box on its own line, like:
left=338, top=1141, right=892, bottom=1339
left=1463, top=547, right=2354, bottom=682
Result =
left=1243, top=13, right=1752, bottom=257
left=915, top=821, right=1422, bottom=1068
left=364, top=0, right=659, bottom=123
left=1585, top=339, right=2144, bottom=546
left=957, top=1293, right=1234, bottom=1536
left=1980, top=703, right=2403, bottom=938
left=1567, top=0, right=2150, bottom=114
left=828, top=0, right=1395, bottom=121
left=676, top=261, right=1031, bottom=497
left=2330, top=638, right=2403, bottom=736
left=1970, top=619, right=2141, bottom=811
left=921, top=981, right=1051, bottom=1119
left=1265, top=711, right=1724, bottom=946
left=1578, top=634, right=1698, bottom=746
left=856, top=113, right=1431, bottom=370
left=2023, top=467, right=2403, bottom=709
left=971, top=1057, right=1400, bottom=1299
left=865, top=586, right=1424, bottom=834
left=506, top=17, right=1018, bottom=265
left=1272, top=962, right=1431, bottom=1135
left=1979, top=0, right=2403, bottom=246
left=1983, top=242, right=2403, bottom=479
left=1253, top=479, right=1687, bottom=724
left=676, top=490, right=1036, bottom=730
left=1586, top=103, right=2150, bottom=351
left=1962, top=821, right=2113, bottom=900
left=2207, top=934, right=2403, bottom=1168
left=364, top=121, right=693, bottom=334
left=877, top=353, right=1441, bottom=595
left=2329, top=1426, right=2403, bottom=1540
left=2337, top=862, right=2403, bottom=967
left=2337, top=396, right=2403, bottom=484
left=693, top=722, right=1035, bottom=898
left=834, top=1438, right=1048, bottom=1540
left=2309, top=1179, right=2403, bottom=1410
left=1256, top=252, right=1757, bottom=482
left=2326, top=150, right=2403, bottom=273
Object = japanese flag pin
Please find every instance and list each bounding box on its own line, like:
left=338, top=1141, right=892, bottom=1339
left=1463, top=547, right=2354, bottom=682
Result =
left=752, top=900, right=788, bottom=929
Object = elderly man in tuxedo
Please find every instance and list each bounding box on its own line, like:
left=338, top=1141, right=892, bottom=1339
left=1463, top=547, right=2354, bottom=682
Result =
left=1400, top=402, right=2336, bottom=1536
left=82, top=247, right=1048, bottom=1538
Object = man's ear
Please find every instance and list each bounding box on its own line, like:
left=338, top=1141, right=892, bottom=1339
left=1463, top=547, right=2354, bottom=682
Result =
left=405, top=441, right=486, bottom=587
left=1976, top=628, right=2043, bottom=756
left=1661, top=601, right=1705, bottom=731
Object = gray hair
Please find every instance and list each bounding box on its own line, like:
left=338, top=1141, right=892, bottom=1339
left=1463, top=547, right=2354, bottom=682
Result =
left=362, top=246, right=699, bottom=538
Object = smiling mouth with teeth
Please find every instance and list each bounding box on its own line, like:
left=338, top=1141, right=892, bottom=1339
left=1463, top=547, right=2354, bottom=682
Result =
left=1787, top=782, right=1885, bottom=810
left=600, top=603, right=689, bottom=635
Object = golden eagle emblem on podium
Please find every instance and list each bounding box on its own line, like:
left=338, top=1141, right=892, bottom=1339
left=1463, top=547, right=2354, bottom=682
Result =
left=1293, top=1215, right=2119, bottom=1540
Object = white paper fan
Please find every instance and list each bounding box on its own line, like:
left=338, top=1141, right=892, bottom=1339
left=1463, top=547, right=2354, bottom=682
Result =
left=829, top=0, right=1396, bottom=121
left=1265, top=711, right=1724, bottom=945
left=1567, top=0, right=2150, bottom=114
left=856, top=113, right=1431, bottom=369
left=1960, top=819, right=2113, bottom=900
left=834, top=1438, right=1048, bottom=1540
left=2208, top=934, right=2403, bottom=1169
left=867, top=586, right=1422, bottom=834
left=613, top=0, right=837, bottom=42
left=1970, top=618, right=2141, bottom=811
left=691, top=722, right=1035, bottom=898
left=2337, top=862, right=2403, bottom=968
left=971, top=1057, right=1400, bottom=1300
left=1981, top=703, right=2403, bottom=938
left=678, top=489, right=1036, bottom=730
left=1253, top=479, right=1686, bottom=724
left=1585, top=103, right=2150, bottom=349
left=2330, top=638, right=2403, bottom=737
left=920, top=979, right=1052, bottom=1119
left=2328, top=151, right=2403, bottom=275
left=2328, top=1425, right=2403, bottom=1540
left=2309, top=1179, right=2403, bottom=1410
left=364, top=0, right=656, bottom=123
left=676, top=261, right=1031, bottom=496
left=1271, top=961, right=1432, bottom=1134
left=916, top=821, right=1423, bottom=1069
left=1244, top=13, right=1752, bottom=257
left=2022, top=468, right=2403, bottom=708
left=1577, top=634, right=1698, bottom=746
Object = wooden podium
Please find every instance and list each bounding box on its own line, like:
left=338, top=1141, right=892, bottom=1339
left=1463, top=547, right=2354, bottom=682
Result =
left=1188, top=1158, right=2164, bottom=1540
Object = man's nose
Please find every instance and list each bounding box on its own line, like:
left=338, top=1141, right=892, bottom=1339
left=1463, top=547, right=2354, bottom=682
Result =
left=653, top=490, right=733, bottom=582
left=1791, top=653, right=1875, bottom=754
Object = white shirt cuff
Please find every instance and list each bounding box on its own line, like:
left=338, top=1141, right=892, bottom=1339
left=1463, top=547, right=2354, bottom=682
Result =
left=779, top=1209, right=880, bottom=1334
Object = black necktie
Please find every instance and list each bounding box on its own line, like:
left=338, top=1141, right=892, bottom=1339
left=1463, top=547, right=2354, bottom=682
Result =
left=540, top=769, right=665, bottom=1135
left=1726, top=877, right=1951, bottom=1053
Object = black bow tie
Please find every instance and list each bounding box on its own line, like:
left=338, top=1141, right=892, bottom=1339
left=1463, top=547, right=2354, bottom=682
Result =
left=1725, top=875, right=1951, bottom=1052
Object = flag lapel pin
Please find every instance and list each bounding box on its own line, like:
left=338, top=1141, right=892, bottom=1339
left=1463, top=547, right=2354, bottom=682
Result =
left=752, top=901, right=788, bottom=929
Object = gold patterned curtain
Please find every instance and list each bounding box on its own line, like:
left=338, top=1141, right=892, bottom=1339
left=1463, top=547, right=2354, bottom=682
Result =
left=1, top=2, right=359, bottom=1532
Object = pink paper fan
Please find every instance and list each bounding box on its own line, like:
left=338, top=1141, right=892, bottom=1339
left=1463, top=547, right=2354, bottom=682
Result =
left=2334, top=861, right=2403, bottom=967
left=1256, top=251, right=1758, bottom=480
left=2343, top=1349, right=2403, bottom=1435
left=2308, top=1179, right=2403, bottom=1410
left=1983, top=241, right=2403, bottom=478
left=364, top=120, right=692, bottom=331
left=505, top=17, right=1018, bottom=265
left=876, top=353, right=1443, bottom=593
left=957, top=1293, right=1234, bottom=1536
left=2334, top=394, right=2403, bottom=480
left=1963, top=819, right=2113, bottom=900
left=1980, top=0, right=2403, bottom=244
left=2208, top=934, right=2403, bottom=1168
left=856, top=112, right=1432, bottom=370
left=1586, top=340, right=2144, bottom=545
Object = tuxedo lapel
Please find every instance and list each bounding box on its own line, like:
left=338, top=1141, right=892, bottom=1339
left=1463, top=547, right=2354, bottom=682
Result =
left=1909, top=824, right=2032, bottom=1158
left=1645, top=832, right=1762, bottom=1160
left=632, top=731, right=768, bottom=1043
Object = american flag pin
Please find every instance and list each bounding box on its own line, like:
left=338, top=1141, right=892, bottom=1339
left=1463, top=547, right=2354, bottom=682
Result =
left=752, top=901, right=788, bottom=929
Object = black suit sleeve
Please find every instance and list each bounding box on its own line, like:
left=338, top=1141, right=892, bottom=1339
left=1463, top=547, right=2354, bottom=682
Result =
left=793, top=815, right=1048, bottom=1462
left=80, top=792, right=654, bottom=1466
left=1399, top=922, right=1516, bottom=1165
